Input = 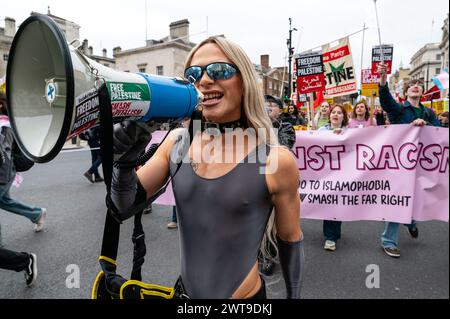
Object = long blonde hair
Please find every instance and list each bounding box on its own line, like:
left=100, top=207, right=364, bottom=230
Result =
left=184, top=36, right=278, bottom=147
left=185, top=36, right=279, bottom=258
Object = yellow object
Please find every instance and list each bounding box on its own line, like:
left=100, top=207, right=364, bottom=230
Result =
left=361, top=84, right=379, bottom=97
left=0, top=76, right=5, bottom=94
left=91, top=270, right=176, bottom=300
left=294, top=125, right=308, bottom=131
left=91, top=271, right=106, bottom=299
left=120, top=280, right=175, bottom=299
left=342, top=102, right=353, bottom=113
left=98, top=255, right=117, bottom=266
left=423, top=100, right=445, bottom=114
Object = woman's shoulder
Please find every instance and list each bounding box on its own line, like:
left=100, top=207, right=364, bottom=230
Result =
left=166, top=128, right=191, bottom=163
left=168, top=127, right=189, bottom=141
left=266, top=146, right=299, bottom=193
left=267, top=146, right=298, bottom=174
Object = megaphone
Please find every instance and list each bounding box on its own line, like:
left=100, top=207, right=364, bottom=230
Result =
left=6, top=14, right=201, bottom=163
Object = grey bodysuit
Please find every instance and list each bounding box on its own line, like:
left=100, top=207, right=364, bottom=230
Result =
left=169, top=131, right=273, bottom=299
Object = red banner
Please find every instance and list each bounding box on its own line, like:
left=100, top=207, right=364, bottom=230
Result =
left=322, top=46, right=351, bottom=63
left=296, top=52, right=326, bottom=94
left=372, top=45, right=394, bottom=74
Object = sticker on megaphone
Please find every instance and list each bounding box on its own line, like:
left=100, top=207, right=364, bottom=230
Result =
left=67, top=77, right=199, bottom=141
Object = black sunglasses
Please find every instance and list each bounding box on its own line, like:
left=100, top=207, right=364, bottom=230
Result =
left=184, top=62, right=239, bottom=83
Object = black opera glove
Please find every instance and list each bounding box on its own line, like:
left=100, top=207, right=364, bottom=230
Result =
left=277, top=235, right=305, bottom=299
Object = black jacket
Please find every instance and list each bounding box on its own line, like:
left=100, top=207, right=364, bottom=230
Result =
left=0, top=126, right=15, bottom=184
left=273, top=119, right=296, bottom=149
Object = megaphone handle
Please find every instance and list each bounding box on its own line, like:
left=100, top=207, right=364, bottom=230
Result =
left=112, top=122, right=155, bottom=164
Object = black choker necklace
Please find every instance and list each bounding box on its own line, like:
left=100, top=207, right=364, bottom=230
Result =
left=202, top=118, right=248, bottom=134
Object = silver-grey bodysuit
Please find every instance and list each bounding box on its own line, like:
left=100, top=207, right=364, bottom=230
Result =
left=169, top=132, right=273, bottom=298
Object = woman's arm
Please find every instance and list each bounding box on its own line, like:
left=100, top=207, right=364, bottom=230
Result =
left=267, top=148, right=301, bottom=241
left=378, top=63, right=402, bottom=116
left=266, top=147, right=304, bottom=298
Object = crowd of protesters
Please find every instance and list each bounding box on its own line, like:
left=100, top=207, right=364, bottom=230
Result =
left=252, top=59, right=447, bottom=262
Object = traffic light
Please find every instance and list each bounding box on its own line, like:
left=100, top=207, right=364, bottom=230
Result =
left=283, top=85, right=290, bottom=103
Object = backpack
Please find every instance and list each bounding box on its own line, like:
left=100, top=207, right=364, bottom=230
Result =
left=12, top=141, right=34, bottom=172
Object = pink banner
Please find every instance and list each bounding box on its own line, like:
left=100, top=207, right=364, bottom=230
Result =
left=151, top=126, right=449, bottom=223
left=295, top=125, right=448, bottom=223
left=147, top=131, right=175, bottom=206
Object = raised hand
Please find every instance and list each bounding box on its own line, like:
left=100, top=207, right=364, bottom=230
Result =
left=377, top=62, right=388, bottom=86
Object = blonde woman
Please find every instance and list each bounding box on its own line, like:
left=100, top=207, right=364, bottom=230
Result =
left=111, top=36, right=304, bottom=299
left=313, top=101, right=331, bottom=130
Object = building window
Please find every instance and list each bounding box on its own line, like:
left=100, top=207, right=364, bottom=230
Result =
left=268, top=81, right=273, bottom=89
left=3, top=54, right=8, bottom=61
left=137, top=63, right=147, bottom=73
left=157, top=66, right=164, bottom=76
left=436, top=54, right=441, bottom=60
left=435, top=68, right=441, bottom=75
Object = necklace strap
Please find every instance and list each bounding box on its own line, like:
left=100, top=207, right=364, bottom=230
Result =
left=202, top=118, right=248, bottom=133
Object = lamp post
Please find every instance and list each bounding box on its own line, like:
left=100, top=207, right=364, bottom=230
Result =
left=287, top=18, right=297, bottom=103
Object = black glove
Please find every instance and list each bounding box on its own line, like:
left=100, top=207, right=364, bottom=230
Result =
left=113, top=121, right=152, bottom=163
left=111, top=121, right=153, bottom=214
left=277, top=235, right=305, bottom=299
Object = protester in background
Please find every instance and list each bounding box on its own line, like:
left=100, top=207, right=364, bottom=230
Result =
left=377, top=62, right=441, bottom=258
left=266, top=95, right=297, bottom=149
left=374, top=104, right=388, bottom=126
left=0, top=92, right=46, bottom=233
left=318, top=104, right=349, bottom=251
left=284, top=104, right=307, bottom=127
left=348, top=100, right=376, bottom=128
left=313, top=101, right=331, bottom=130
left=81, top=126, right=104, bottom=183
left=438, top=112, right=449, bottom=127
left=111, top=36, right=304, bottom=299
left=266, top=95, right=282, bottom=120
left=0, top=247, right=37, bottom=287
left=167, top=206, right=178, bottom=229
left=300, top=110, right=307, bottom=122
